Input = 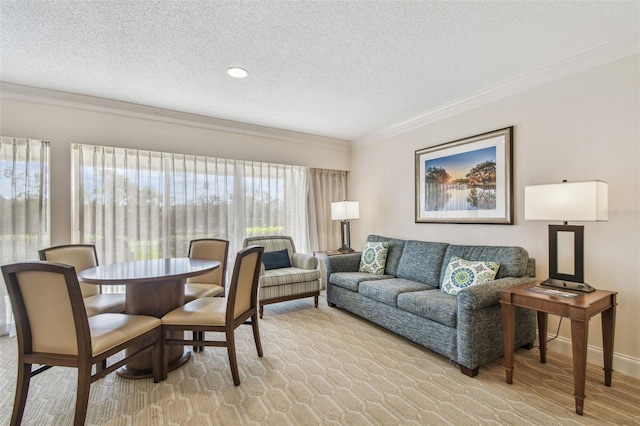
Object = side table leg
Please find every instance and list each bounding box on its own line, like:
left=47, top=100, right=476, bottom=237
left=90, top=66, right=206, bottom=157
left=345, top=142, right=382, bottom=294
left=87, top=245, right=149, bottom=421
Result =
left=537, top=312, right=548, bottom=364
left=570, top=318, right=589, bottom=415
left=601, top=297, right=616, bottom=386
left=500, top=300, right=515, bottom=384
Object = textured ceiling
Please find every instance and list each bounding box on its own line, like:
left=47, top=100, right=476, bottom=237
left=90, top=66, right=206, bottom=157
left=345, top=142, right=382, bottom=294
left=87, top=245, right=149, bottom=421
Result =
left=1, top=1, right=639, bottom=141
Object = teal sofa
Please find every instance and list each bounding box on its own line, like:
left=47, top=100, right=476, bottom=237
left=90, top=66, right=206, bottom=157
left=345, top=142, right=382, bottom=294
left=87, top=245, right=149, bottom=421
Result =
left=325, top=234, right=537, bottom=377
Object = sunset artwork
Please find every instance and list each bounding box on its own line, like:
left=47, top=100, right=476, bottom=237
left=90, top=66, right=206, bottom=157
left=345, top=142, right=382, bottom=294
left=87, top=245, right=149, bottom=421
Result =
left=415, top=127, right=513, bottom=224
left=423, top=146, right=497, bottom=212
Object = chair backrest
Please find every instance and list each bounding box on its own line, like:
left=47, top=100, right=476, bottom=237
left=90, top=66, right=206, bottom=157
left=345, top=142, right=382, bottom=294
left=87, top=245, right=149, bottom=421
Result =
left=2, top=262, right=91, bottom=357
left=226, top=245, right=264, bottom=321
left=186, top=239, right=229, bottom=288
left=39, top=244, right=101, bottom=298
left=242, top=235, right=296, bottom=256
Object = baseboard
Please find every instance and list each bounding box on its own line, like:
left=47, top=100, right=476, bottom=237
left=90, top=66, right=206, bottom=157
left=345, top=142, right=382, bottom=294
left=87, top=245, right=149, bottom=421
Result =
left=545, top=335, right=640, bottom=380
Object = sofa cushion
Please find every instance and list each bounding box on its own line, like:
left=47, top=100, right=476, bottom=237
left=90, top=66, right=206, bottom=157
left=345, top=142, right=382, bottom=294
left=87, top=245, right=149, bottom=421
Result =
left=262, top=248, right=292, bottom=270
left=359, top=242, right=389, bottom=275
left=397, top=289, right=457, bottom=327
left=396, top=240, right=449, bottom=286
left=366, top=235, right=406, bottom=276
left=440, top=245, right=529, bottom=283
left=329, top=272, right=392, bottom=292
left=259, top=267, right=320, bottom=288
left=441, top=256, right=500, bottom=296
left=358, top=278, right=434, bottom=307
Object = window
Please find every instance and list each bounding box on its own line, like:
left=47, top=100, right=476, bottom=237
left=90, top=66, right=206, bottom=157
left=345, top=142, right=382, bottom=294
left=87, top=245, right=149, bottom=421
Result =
left=0, top=137, right=50, bottom=334
left=72, top=145, right=313, bottom=274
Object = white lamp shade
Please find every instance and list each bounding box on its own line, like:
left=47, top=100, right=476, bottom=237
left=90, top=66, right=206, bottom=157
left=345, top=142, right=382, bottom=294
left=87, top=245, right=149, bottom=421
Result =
left=331, top=201, right=360, bottom=220
left=524, top=181, right=608, bottom=222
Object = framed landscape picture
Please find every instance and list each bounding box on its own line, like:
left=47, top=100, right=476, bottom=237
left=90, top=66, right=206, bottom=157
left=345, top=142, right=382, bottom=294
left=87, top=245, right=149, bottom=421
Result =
left=415, top=127, right=513, bottom=224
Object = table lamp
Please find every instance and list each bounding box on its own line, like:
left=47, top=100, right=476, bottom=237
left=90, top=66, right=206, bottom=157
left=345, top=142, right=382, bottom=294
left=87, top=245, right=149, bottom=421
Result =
left=524, top=180, right=608, bottom=286
left=331, top=201, right=359, bottom=252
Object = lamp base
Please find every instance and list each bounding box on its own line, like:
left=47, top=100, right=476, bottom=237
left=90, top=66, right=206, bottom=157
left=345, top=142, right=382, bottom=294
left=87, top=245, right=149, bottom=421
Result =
left=540, top=277, right=595, bottom=293
left=337, top=247, right=355, bottom=253
left=338, top=220, right=354, bottom=254
left=548, top=224, right=584, bottom=283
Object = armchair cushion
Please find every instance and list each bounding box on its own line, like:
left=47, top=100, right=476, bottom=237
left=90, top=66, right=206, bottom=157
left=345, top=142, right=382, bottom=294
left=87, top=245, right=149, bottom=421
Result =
left=259, top=267, right=321, bottom=288
left=262, top=248, right=292, bottom=270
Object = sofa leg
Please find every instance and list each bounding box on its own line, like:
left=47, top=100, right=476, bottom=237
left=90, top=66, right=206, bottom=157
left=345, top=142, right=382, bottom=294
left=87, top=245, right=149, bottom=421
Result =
left=521, top=342, right=534, bottom=350
left=460, top=365, right=479, bottom=377
left=328, top=302, right=336, bottom=308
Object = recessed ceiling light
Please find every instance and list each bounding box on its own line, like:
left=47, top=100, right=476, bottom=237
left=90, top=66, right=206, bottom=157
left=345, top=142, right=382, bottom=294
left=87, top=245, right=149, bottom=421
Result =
left=226, top=67, right=248, bottom=79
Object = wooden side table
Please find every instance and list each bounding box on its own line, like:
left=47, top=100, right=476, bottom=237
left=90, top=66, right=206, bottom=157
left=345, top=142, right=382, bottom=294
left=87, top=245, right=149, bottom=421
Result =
left=314, top=250, right=361, bottom=292
left=500, top=281, right=617, bottom=415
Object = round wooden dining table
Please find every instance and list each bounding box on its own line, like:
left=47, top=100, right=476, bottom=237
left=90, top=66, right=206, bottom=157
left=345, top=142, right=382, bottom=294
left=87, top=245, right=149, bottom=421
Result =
left=78, top=257, right=221, bottom=379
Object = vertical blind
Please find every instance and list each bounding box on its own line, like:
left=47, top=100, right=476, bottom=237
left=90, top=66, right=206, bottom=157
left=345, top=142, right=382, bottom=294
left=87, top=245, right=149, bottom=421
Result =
left=72, top=145, right=345, bottom=282
left=0, top=137, right=50, bottom=333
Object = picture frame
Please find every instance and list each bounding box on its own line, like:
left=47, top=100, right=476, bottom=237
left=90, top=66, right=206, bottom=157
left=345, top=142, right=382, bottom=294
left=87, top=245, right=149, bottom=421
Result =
left=415, top=126, right=513, bottom=224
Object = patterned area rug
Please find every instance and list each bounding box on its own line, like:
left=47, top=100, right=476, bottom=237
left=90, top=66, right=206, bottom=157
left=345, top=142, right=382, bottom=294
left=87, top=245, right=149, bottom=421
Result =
left=1, top=294, right=639, bottom=425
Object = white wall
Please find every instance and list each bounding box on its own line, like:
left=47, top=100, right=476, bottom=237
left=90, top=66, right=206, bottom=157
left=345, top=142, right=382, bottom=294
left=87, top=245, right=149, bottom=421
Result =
left=0, top=95, right=351, bottom=246
left=349, top=54, right=640, bottom=377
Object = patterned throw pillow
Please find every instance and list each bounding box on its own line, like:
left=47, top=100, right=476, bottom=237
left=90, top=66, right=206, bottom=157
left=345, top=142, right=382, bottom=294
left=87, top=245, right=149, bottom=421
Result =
left=359, top=242, right=389, bottom=275
left=441, top=256, right=500, bottom=296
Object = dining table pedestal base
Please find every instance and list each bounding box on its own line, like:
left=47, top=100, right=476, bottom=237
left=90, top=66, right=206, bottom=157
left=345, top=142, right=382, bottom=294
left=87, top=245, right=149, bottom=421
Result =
left=117, top=346, right=190, bottom=379
left=117, top=278, right=189, bottom=379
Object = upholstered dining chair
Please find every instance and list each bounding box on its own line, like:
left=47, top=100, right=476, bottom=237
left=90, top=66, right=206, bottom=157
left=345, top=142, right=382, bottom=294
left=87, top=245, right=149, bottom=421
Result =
left=161, top=245, right=264, bottom=386
left=184, top=238, right=229, bottom=303
left=39, top=244, right=125, bottom=316
left=1, top=261, right=162, bottom=426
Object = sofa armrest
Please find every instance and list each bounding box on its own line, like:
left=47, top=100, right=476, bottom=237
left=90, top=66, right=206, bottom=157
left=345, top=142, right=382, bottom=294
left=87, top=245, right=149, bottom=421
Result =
left=457, top=276, right=536, bottom=311
left=325, top=253, right=362, bottom=277
left=292, top=252, right=318, bottom=269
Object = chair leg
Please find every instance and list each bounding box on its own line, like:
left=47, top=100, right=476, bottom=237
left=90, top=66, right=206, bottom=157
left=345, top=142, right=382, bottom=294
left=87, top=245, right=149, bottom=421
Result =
left=74, top=365, right=92, bottom=426
left=11, top=362, right=32, bottom=426
left=152, top=334, right=162, bottom=384
left=160, top=328, right=169, bottom=381
left=251, top=313, right=263, bottom=357
left=192, top=331, right=202, bottom=352
left=259, top=305, right=264, bottom=319
left=226, top=330, right=240, bottom=386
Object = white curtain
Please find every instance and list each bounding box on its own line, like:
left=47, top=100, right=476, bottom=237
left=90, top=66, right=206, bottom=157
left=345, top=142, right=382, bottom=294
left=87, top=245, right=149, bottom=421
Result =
left=240, top=161, right=310, bottom=253
left=308, top=168, right=348, bottom=251
left=0, top=137, right=50, bottom=335
left=167, top=154, right=234, bottom=255
left=73, top=146, right=165, bottom=264
left=72, top=145, right=321, bottom=272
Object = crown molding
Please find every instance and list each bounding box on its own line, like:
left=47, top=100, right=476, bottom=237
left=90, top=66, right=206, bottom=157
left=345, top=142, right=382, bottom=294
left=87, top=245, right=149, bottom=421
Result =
left=0, top=82, right=350, bottom=149
left=353, top=32, right=640, bottom=150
